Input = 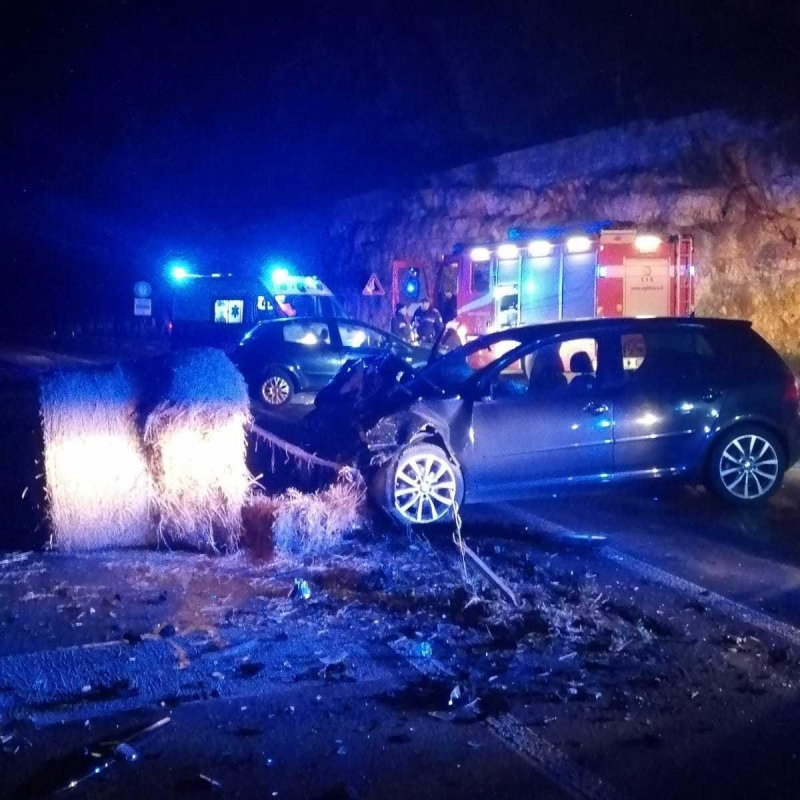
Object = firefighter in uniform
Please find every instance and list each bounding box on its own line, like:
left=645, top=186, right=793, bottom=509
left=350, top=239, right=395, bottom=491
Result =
left=391, top=303, right=412, bottom=343
left=440, top=289, right=457, bottom=324
left=412, top=299, right=443, bottom=345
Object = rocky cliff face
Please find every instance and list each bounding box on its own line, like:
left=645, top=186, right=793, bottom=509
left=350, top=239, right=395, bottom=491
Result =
left=325, top=113, right=800, bottom=363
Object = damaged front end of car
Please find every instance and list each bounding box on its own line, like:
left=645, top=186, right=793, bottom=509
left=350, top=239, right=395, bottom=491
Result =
left=304, top=351, right=472, bottom=476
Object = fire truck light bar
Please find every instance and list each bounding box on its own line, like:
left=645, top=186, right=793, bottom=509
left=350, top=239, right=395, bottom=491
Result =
left=470, top=247, right=492, bottom=262
left=496, top=243, right=519, bottom=259
left=634, top=234, right=662, bottom=253
left=527, top=240, right=553, bottom=257
left=566, top=236, right=593, bottom=253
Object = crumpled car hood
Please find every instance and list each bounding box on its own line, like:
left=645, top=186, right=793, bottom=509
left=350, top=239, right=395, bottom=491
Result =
left=303, top=353, right=463, bottom=463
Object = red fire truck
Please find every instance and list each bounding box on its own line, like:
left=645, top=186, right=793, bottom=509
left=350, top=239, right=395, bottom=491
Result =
left=392, top=224, right=695, bottom=341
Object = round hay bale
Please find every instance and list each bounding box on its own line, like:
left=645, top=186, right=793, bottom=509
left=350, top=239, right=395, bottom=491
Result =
left=39, top=366, right=154, bottom=550
left=144, top=348, right=252, bottom=552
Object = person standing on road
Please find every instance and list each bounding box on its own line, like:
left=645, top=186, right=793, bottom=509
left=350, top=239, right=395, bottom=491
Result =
left=412, top=298, right=443, bottom=345
left=391, top=303, right=412, bottom=343
left=440, top=289, right=457, bottom=324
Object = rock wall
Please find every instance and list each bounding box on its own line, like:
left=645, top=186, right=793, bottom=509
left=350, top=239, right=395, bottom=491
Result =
left=324, top=112, right=800, bottom=363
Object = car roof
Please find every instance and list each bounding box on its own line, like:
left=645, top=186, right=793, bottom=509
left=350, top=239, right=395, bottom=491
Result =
left=252, top=316, right=361, bottom=326
left=479, top=316, right=752, bottom=341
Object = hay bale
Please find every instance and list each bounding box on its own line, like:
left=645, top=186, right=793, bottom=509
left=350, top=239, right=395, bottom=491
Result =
left=144, top=348, right=252, bottom=552
left=40, top=366, right=154, bottom=550
left=272, top=468, right=367, bottom=556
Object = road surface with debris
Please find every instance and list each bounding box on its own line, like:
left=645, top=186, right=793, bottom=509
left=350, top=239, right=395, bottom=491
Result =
left=3, top=471, right=800, bottom=799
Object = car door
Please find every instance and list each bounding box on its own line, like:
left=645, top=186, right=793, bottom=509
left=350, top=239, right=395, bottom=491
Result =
left=610, top=325, right=729, bottom=479
left=280, top=319, right=338, bottom=391
left=462, top=333, right=615, bottom=499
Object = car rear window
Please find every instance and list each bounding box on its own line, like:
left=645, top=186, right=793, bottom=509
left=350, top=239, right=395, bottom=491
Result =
left=707, top=325, right=786, bottom=376
left=620, top=328, right=719, bottom=381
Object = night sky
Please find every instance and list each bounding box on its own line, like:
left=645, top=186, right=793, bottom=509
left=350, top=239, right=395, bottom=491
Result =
left=2, top=0, right=799, bottom=335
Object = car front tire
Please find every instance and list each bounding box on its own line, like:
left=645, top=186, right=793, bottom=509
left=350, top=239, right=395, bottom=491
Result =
left=708, top=426, right=785, bottom=505
left=259, top=368, right=295, bottom=408
left=376, top=442, right=464, bottom=526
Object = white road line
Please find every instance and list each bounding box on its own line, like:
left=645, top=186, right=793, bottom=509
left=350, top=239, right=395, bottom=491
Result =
left=500, top=503, right=800, bottom=648
left=487, top=715, right=624, bottom=800
left=389, top=638, right=630, bottom=800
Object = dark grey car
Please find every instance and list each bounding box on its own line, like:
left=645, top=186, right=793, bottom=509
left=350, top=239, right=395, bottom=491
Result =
left=313, top=317, right=800, bottom=525
left=233, top=317, right=429, bottom=407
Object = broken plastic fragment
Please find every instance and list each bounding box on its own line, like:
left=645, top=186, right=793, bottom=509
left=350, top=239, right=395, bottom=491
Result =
left=449, top=685, right=462, bottom=706
left=290, top=579, right=312, bottom=601
left=114, top=742, right=138, bottom=762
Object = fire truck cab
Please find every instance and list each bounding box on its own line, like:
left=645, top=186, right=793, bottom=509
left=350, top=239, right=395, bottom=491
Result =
left=393, top=224, right=695, bottom=342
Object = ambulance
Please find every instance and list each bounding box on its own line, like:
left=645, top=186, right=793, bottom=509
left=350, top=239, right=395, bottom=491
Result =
left=170, top=267, right=344, bottom=349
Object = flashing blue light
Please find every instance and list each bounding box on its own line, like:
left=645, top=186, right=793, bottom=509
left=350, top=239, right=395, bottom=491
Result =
left=271, top=267, right=290, bottom=285
left=168, top=262, right=191, bottom=282
left=402, top=269, right=420, bottom=299
left=524, top=279, right=536, bottom=294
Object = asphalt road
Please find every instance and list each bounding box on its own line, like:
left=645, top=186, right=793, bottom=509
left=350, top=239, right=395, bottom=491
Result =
left=499, top=467, right=800, bottom=629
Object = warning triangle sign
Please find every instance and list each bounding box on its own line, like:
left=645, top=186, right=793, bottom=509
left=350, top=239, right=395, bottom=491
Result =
left=362, top=272, right=385, bottom=296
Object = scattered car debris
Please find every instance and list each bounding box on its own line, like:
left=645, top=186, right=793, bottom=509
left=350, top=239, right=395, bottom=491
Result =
left=290, top=578, right=312, bottom=601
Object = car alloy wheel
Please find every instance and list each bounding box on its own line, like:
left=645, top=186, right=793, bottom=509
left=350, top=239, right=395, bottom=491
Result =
left=261, top=375, right=291, bottom=406
left=393, top=450, right=458, bottom=524
left=718, top=433, right=780, bottom=500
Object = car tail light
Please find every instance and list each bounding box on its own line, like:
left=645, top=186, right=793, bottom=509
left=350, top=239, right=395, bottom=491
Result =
left=784, top=372, right=800, bottom=407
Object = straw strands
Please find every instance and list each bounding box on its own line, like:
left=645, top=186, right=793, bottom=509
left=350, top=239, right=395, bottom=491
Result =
left=144, top=349, right=253, bottom=552
left=271, top=467, right=367, bottom=556
left=39, top=366, right=154, bottom=550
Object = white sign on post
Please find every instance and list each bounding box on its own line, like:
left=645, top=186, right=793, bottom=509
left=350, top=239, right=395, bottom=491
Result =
left=133, top=297, right=152, bottom=317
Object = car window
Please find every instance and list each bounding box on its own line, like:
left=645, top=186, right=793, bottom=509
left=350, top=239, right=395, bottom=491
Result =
left=282, top=321, right=331, bottom=346
left=493, top=337, right=599, bottom=397
left=621, top=329, right=717, bottom=381
left=319, top=296, right=346, bottom=317
left=421, top=334, right=524, bottom=391
left=471, top=262, right=490, bottom=293
left=339, top=322, right=388, bottom=349
left=255, top=295, right=280, bottom=322
left=213, top=299, right=244, bottom=324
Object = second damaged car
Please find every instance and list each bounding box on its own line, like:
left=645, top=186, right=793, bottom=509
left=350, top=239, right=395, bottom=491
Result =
left=307, top=317, right=800, bottom=525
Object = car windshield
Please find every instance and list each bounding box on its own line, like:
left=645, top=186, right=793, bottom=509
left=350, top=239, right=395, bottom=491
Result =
left=415, top=334, right=524, bottom=391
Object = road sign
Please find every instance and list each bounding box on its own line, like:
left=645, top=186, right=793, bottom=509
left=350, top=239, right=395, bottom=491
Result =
left=362, top=272, right=385, bottom=296
left=133, top=297, right=152, bottom=316
left=133, top=281, right=152, bottom=299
